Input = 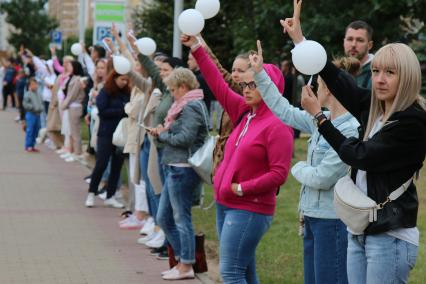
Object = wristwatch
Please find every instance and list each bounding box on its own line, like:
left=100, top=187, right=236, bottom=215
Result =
left=313, top=111, right=327, bottom=127
left=236, top=184, right=243, bottom=197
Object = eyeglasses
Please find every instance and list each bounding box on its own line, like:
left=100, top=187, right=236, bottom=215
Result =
left=239, top=81, right=257, bottom=90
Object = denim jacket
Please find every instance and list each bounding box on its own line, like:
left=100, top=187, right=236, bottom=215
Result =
left=255, top=70, right=359, bottom=218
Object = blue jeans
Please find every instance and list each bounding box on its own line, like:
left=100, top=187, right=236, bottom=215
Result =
left=303, top=216, right=348, bottom=284
left=25, top=112, right=40, bottom=148
left=157, top=165, right=200, bottom=264
left=140, top=136, right=160, bottom=219
left=216, top=203, right=273, bottom=284
left=347, top=233, right=418, bottom=284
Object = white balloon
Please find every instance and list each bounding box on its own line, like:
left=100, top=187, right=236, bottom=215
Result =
left=112, top=55, right=131, bottom=75
left=71, top=43, right=83, bottom=56
left=136, top=37, right=157, bottom=56
left=178, top=9, right=205, bottom=36
left=292, top=40, right=327, bottom=75
left=195, top=0, right=220, bottom=19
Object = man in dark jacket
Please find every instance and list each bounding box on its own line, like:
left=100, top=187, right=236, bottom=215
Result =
left=343, top=21, right=374, bottom=90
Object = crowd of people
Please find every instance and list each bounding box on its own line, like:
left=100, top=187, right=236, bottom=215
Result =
left=1, top=0, right=425, bottom=283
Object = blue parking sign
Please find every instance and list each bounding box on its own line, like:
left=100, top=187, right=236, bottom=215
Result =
left=51, top=31, right=62, bottom=45
left=96, top=26, right=112, bottom=43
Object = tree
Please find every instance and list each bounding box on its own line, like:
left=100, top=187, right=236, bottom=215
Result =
left=133, top=1, right=425, bottom=69
left=0, top=0, right=58, bottom=55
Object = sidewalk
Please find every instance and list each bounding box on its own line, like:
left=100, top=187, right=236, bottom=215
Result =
left=0, top=110, right=201, bottom=284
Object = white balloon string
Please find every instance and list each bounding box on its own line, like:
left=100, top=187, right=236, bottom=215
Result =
left=307, top=75, right=313, bottom=86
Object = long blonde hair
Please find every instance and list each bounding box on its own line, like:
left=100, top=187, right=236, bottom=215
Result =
left=364, top=43, right=425, bottom=140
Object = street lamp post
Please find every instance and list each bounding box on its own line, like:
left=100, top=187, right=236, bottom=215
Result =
left=173, top=0, right=183, bottom=58
left=79, top=0, right=85, bottom=43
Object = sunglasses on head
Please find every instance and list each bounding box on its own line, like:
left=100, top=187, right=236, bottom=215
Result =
left=239, top=81, right=257, bottom=90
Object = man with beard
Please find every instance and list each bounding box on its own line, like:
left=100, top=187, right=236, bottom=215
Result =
left=343, top=20, right=374, bottom=89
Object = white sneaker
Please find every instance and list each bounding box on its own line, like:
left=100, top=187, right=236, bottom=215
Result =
left=97, top=192, right=107, bottom=200
left=60, top=152, right=72, bottom=159
left=114, top=190, right=123, bottom=199
left=137, top=230, right=157, bottom=245
left=56, top=148, right=67, bottom=154
left=161, top=266, right=177, bottom=276
left=74, top=154, right=87, bottom=165
left=145, top=229, right=165, bottom=248
left=104, top=197, right=125, bottom=208
left=162, top=267, right=194, bottom=280
left=119, top=217, right=146, bottom=230
left=119, top=214, right=136, bottom=225
left=139, top=217, right=155, bottom=235
left=85, top=193, right=95, bottom=207
left=64, top=155, right=76, bottom=162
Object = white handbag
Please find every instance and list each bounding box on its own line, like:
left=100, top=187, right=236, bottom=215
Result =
left=188, top=100, right=217, bottom=185
left=334, top=174, right=413, bottom=235
left=112, top=117, right=129, bottom=147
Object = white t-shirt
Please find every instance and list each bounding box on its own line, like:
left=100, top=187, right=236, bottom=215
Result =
left=355, top=116, right=419, bottom=245
left=42, top=74, right=57, bottom=102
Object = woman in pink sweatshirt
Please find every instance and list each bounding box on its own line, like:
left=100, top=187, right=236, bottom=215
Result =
left=182, top=35, right=293, bottom=283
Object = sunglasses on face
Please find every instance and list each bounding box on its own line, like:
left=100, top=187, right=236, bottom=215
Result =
left=239, top=81, right=257, bottom=90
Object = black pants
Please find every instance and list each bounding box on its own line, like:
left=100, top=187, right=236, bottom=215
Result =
left=3, top=84, right=15, bottom=109
left=89, top=136, right=124, bottom=199
left=17, top=93, right=25, bottom=120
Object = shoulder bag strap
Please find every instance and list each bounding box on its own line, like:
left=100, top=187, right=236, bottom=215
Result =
left=194, top=99, right=209, bottom=133
left=388, top=175, right=415, bottom=201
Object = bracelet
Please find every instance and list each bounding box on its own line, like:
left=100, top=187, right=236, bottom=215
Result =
left=314, top=111, right=324, bottom=119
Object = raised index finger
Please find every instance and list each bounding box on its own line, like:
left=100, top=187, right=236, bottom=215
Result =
left=293, top=0, right=302, bottom=20
left=257, top=40, right=263, bottom=58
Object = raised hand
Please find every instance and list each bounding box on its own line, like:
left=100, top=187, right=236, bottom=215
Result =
left=248, top=40, right=264, bottom=73
left=300, top=86, right=321, bottom=116
left=102, top=37, right=116, bottom=54
left=50, top=46, right=56, bottom=56
left=280, top=0, right=304, bottom=44
left=126, top=32, right=137, bottom=51
left=111, top=23, right=119, bottom=39
left=180, top=34, right=199, bottom=49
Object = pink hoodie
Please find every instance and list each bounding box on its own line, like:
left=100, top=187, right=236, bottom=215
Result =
left=192, top=47, right=293, bottom=215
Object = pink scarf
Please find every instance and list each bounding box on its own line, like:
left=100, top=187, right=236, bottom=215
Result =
left=164, top=89, right=204, bottom=129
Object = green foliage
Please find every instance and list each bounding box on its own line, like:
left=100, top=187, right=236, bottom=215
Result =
left=132, top=0, right=426, bottom=69
left=0, top=0, right=58, bottom=56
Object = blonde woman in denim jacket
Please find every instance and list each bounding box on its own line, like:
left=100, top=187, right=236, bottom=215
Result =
left=250, top=43, right=359, bottom=284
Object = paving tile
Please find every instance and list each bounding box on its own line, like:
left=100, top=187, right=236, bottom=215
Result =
left=0, top=111, right=202, bottom=284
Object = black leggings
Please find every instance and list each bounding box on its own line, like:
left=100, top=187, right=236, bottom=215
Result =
left=88, top=136, right=124, bottom=199
left=3, top=84, right=15, bottom=109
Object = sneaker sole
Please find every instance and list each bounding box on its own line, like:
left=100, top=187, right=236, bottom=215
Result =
left=119, top=225, right=143, bottom=230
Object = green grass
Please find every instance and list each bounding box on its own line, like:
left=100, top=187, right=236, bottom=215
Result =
left=192, top=137, right=426, bottom=283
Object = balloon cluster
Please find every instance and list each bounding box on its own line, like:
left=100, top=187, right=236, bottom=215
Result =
left=71, top=1, right=222, bottom=74
left=178, top=0, right=220, bottom=35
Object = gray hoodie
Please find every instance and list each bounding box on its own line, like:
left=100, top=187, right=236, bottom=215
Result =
left=23, top=89, right=44, bottom=114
